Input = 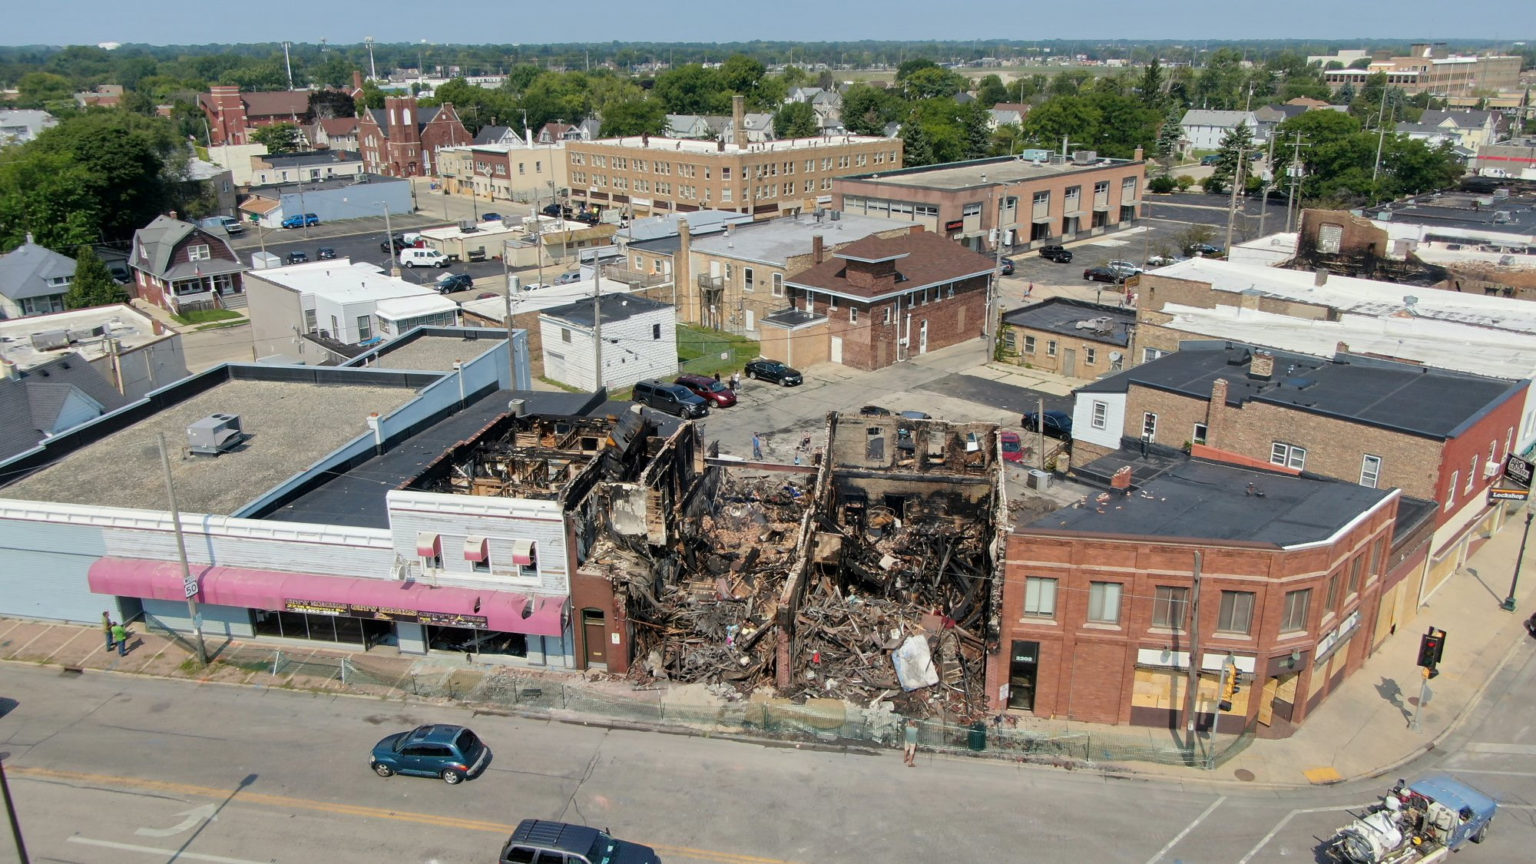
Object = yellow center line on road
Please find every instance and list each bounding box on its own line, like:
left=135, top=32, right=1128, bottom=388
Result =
left=13, top=766, right=801, bottom=864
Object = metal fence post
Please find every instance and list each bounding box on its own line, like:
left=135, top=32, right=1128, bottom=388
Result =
left=271, top=650, right=281, bottom=677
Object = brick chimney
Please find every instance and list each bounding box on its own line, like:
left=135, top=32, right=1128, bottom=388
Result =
left=676, top=219, right=694, bottom=320
left=732, top=94, right=746, bottom=146
left=1210, top=378, right=1228, bottom=407
left=812, top=234, right=824, bottom=265
left=1133, top=146, right=1144, bottom=162
left=1249, top=350, right=1274, bottom=379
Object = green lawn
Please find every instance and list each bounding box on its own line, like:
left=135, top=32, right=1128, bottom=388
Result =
left=676, top=325, right=759, bottom=377
left=172, top=308, right=243, bottom=326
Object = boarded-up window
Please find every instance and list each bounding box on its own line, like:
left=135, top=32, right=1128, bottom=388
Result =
left=1318, top=223, right=1343, bottom=254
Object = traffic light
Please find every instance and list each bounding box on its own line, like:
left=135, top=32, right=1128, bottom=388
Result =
left=1219, top=663, right=1240, bottom=712
left=1417, top=627, right=1446, bottom=670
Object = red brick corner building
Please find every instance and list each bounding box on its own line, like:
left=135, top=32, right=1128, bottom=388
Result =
left=356, top=96, right=471, bottom=178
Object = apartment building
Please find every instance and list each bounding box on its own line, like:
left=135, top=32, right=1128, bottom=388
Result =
left=832, top=149, right=1145, bottom=254
left=1322, top=43, right=1522, bottom=97
left=566, top=97, right=899, bottom=221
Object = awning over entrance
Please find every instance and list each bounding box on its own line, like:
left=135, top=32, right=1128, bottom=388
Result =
left=87, top=557, right=567, bottom=637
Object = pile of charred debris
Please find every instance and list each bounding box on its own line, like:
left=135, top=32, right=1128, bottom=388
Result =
left=624, top=469, right=998, bottom=721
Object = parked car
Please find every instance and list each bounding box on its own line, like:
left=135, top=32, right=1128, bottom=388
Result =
left=858, top=405, right=892, bottom=416
left=475, top=292, right=498, bottom=300
left=541, top=203, right=573, bottom=218
left=632, top=379, right=708, bottom=418
left=1200, top=154, right=1221, bottom=166
left=1039, top=245, right=1073, bottom=263
left=381, top=235, right=412, bottom=253
left=1186, top=242, right=1223, bottom=257
left=1022, top=409, right=1073, bottom=441
left=744, top=358, right=803, bottom=386
left=1145, top=254, right=1181, bottom=267
left=553, top=271, right=582, bottom=285
left=400, top=248, right=449, bottom=268
left=675, top=373, right=737, bottom=408
left=1106, top=260, right=1143, bottom=277
left=281, top=213, right=319, bottom=229
left=481, top=212, right=503, bottom=222
left=1082, top=266, right=1125, bottom=284
left=434, top=273, right=474, bottom=293
left=369, top=724, right=490, bottom=785
left=898, top=410, right=932, bottom=420
left=1000, top=430, right=1025, bottom=463
left=285, top=250, right=309, bottom=264
left=316, top=247, right=336, bottom=260
left=498, top=819, right=661, bottom=864
left=1000, top=256, right=1015, bottom=275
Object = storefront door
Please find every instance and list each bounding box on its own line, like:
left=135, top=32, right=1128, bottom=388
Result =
left=1008, top=640, right=1039, bottom=711
left=582, top=609, right=607, bottom=668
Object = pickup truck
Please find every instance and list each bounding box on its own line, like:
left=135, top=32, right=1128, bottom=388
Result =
left=1326, top=775, right=1495, bottom=864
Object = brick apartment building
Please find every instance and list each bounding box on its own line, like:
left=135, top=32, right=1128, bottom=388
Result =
left=566, top=97, right=900, bottom=221
left=356, top=96, right=472, bottom=178
left=832, top=150, right=1145, bottom=255
left=998, top=297, right=1135, bottom=379
left=768, top=228, right=996, bottom=370
left=199, top=85, right=312, bottom=146
left=1322, top=43, right=1522, bottom=97
left=999, top=459, right=1398, bottom=735
left=1070, top=343, right=1528, bottom=626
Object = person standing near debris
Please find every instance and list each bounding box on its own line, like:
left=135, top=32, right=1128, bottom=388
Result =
left=101, top=611, right=116, bottom=651
left=903, top=718, right=919, bottom=767
left=111, top=621, right=129, bottom=657
left=752, top=432, right=764, bottom=461
left=730, top=371, right=741, bottom=391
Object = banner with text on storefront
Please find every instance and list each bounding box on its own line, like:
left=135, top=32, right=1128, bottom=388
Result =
left=284, top=599, right=488, bottom=628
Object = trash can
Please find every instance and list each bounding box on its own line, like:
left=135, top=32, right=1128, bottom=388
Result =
left=967, top=720, right=987, bottom=752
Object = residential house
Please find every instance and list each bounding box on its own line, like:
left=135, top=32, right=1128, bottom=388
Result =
left=0, top=304, right=188, bottom=400
left=539, top=293, right=676, bottom=391
left=0, top=235, right=75, bottom=319
left=356, top=95, right=473, bottom=177
left=0, top=353, right=130, bottom=462
left=0, top=109, right=57, bottom=145
left=128, top=214, right=247, bottom=315
left=1416, top=109, right=1503, bottom=152
left=1252, top=104, right=1309, bottom=142
left=73, top=84, right=123, bottom=108
left=245, top=259, right=458, bottom=363
left=458, top=276, right=634, bottom=380
left=308, top=117, right=360, bottom=152
left=183, top=157, right=237, bottom=218
left=1070, top=343, right=1528, bottom=624
left=987, top=103, right=1030, bottom=130
left=664, top=114, right=726, bottom=140
left=199, top=85, right=312, bottom=146
left=773, top=227, right=995, bottom=370
left=999, top=458, right=1398, bottom=735
left=1178, top=110, right=1262, bottom=150
left=722, top=113, right=775, bottom=144
left=834, top=149, right=1146, bottom=253
left=998, top=298, right=1134, bottom=378
left=250, top=150, right=366, bottom=186
left=474, top=125, right=522, bottom=146
left=537, top=121, right=591, bottom=144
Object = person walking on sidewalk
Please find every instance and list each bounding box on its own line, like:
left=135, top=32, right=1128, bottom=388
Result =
left=752, top=432, right=763, bottom=461
left=101, top=612, right=116, bottom=651
left=111, top=622, right=129, bottom=657
left=903, top=718, right=920, bottom=767
left=730, top=371, right=741, bottom=391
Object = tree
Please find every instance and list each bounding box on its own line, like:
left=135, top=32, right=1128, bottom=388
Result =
left=895, top=57, right=939, bottom=83
left=1137, top=58, right=1165, bottom=109
left=654, top=64, right=727, bottom=115
left=17, top=72, right=72, bottom=108
left=720, top=54, right=766, bottom=104
left=1207, top=121, right=1255, bottom=194
left=252, top=122, right=303, bottom=154
left=975, top=74, right=1008, bottom=107
left=840, top=83, right=899, bottom=136
left=0, top=150, right=101, bottom=251
left=601, top=93, right=666, bottom=137
left=29, top=111, right=180, bottom=243
left=1020, top=95, right=1098, bottom=152
left=899, top=120, right=935, bottom=167
left=307, top=90, right=356, bottom=120
left=903, top=66, right=967, bottom=100
left=1155, top=107, right=1184, bottom=164
left=65, top=245, right=125, bottom=309
left=773, top=101, right=818, bottom=138
left=358, top=80, right=386, bottom=110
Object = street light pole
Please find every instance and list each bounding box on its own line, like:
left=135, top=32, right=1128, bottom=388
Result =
left=158, top=432, right=207, bottom=666
left=0, top=753, right=28, bottom=864
left=1501, top=508, right=1532, bottom=612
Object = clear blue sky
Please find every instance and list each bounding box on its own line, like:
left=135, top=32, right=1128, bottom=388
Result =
left=9, top=1, right=1532, bottom=46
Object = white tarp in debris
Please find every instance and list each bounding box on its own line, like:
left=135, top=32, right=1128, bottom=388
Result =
left=892, top=634, right=939, bottom=691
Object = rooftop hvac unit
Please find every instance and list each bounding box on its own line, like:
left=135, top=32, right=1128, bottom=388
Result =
left=1075, top=316, right=1114, bottom=332
left=30, top=330, right=71, bottom=351
left=1071, top=150, right=1097, bottom=164
left=186, top=413, right=245, bottom=457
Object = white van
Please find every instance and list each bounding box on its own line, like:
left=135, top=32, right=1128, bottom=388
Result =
left=400, top=248, right=449, bottom=269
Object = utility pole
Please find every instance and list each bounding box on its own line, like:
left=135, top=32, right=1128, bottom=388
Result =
left=1284, top=132, right=1308, bottom=234
left=987, top=174, right=1005, bottom=361
left=1035, top=396, right=1046, bottom=471
left=1371, top=96, right=1393, bottom=195
left=1184, top=551, right=1204, bottom=756
left=504, top=272, right=520, bottom=390
left=0, top=753, right=28, bottom=864
left=1501, top=508, right=1533, bottom=612
left=1256, top=132, right=1278, bottom=238
left=158, top=432, right=207, bottom=666
left=1223, top=128, right=1248, bottom=254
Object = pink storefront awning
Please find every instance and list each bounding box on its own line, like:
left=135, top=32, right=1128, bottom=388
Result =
left=87, top=557, right=567, bottom=637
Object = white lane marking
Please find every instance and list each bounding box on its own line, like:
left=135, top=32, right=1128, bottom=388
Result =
left=1437, top=768, right=1536, bottom=777
left=1145, top=795, right=1226, bottom=864
left=136, top=803, right=218, bottom=837
left=1462, top=742, right=1536, bottom=755
left=1237, top=805, right=1366, bottom=864
left=68, top=836, right=267, bottom=864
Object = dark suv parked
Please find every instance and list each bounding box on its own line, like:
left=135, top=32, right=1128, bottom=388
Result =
left=1039, top=245, right=1073, bottom=263
left=744, top=358, right=803, bottom=386
left=499, top=819, right=661, bottom=864
left=632, top=379, right=708, bottom=418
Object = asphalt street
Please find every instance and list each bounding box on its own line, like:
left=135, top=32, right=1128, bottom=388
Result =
left=1, top=653, right=1532, bottom=864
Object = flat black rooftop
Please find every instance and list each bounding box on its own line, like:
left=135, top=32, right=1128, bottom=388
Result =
left=1022, top=458, right=1394, bottom=547
left=1001, top=297, right=1134, bottom=347
left=1370, top=190, right=1536, bottom=234
left=543, top=293, right=670, bottom=327
left=260, top=390, right=607, bottom=529
left=1078, top=343, right=1520, bottom=439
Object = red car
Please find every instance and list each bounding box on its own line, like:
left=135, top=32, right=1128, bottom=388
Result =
left=1000, top=431, right=1025, bottom=463
left=675, top=374, right=737, bottom=408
